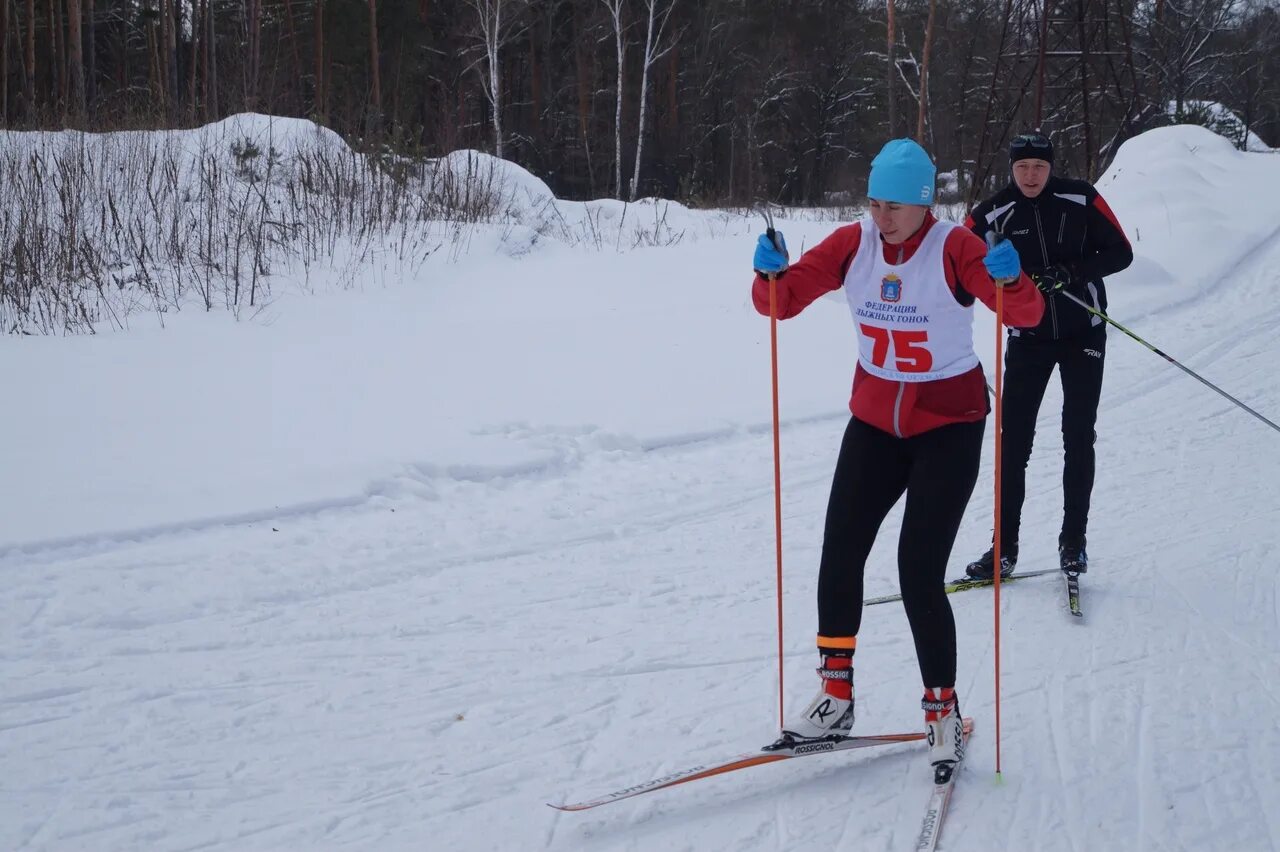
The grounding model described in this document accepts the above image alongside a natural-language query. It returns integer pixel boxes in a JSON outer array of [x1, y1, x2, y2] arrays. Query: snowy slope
[[4, 125, 1280, 851]]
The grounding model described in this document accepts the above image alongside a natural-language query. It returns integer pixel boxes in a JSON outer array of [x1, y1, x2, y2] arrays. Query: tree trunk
[[915, 0, 936, 143], [488, 5, 502, 158], [158, 0, 169, 114], [86, 0, 96, 118], [467, 0, 505, 159], [188, 0, 201, 123], [22, 0, 32, 112], [613, 21, 622, 197], [1076, 0, 1094, 178], [1035, 0, 1049, 126], [369, 0, 382, 134], [665, 44, 678, 134], [528, 19, 541, 126], [630, 4, 654, 200], [631, 0, 675, 201], [1, 0, 9, 124], [314, 0, 326, 121], [281, 0, 304, 111], [167, 0, 180, 122], [886, 0, 896, 136], [602, 0, 625, 198], [50, 0, 64, 112], [205, 0, 218, 119], [148, 15, 161, 113], [67, 0, 84, 120], [574, 2, 595, 193], [246, 0, 261, 111]]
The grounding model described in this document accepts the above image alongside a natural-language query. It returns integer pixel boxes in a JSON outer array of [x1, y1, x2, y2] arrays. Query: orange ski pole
[[986, 231, 1014, 777], [765, 215, 786, 730]]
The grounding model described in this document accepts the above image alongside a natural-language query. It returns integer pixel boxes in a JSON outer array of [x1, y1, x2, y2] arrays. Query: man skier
[[749, 138, 1043, 777], [963, 131, 1133, 579]]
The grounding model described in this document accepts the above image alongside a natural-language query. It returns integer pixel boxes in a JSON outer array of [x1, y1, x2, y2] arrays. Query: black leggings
[[817, 416, 985, 688]]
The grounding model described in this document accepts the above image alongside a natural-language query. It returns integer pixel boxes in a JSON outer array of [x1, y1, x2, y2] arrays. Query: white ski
[[914, 725, 972, 851]]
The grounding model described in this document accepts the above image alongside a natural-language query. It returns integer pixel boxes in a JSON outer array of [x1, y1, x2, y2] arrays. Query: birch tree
[[465, 0, 523, 159], [600, 0, 627, 198], [628, 0, 678, 200]]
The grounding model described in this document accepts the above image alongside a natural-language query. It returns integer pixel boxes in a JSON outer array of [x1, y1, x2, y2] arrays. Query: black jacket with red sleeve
[[965, 175, 1133, 340]]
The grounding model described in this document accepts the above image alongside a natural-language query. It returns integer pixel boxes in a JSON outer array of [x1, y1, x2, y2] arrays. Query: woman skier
[[750, 138, 1044, 778]]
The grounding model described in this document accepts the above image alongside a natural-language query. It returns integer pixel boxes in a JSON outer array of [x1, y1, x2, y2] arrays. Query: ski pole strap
[[1060, 291, 1280, 436]]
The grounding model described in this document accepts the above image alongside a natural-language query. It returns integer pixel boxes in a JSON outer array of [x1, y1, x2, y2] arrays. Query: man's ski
[[866, 568, 1058, 607], [549, 720, 973, 812], [914, 727, 971, 851], [1066, 571, 1083, 617]]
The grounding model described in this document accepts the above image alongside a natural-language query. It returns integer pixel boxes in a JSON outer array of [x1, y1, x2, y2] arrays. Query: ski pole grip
[[985, 230, 1019, 287]]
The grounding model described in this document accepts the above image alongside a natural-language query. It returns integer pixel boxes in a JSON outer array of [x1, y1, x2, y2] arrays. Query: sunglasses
[[1013, 133, 1051, 147]]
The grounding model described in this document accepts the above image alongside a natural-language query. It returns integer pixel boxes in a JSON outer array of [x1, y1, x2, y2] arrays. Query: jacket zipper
[[1033, 205, 1059, 338], [892, 243, 907, 437], [893, 381, 906, 438]]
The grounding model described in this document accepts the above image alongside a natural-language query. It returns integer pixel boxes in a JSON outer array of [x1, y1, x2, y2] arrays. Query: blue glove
[[983, 238, 1021, 282], [753, 232, 789, 275]]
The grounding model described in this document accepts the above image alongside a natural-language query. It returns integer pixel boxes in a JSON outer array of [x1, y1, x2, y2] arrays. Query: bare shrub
[[0, 128, 512, 335]]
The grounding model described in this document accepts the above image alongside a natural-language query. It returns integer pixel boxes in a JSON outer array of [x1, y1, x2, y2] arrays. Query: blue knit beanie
[[868, 138, 936, 205]]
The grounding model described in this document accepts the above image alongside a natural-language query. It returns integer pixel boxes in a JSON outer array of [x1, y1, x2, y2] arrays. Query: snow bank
[[0, 112, 352, 189], [1097, 124, 1280, 307], [4, 122, 1277, 550], [426, 148, 748, 253]]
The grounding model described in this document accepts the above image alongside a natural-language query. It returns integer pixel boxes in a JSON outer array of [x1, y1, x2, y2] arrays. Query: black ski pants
[[1000, 327, 1106, 548], [817, 416, 985, 688]]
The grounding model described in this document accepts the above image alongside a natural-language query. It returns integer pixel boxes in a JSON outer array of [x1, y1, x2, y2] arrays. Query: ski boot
[[965, 543, 1018, 580], [923, 687, 965, 783], [765, 652, 854, 750], [1059, 534, 1088, 574]]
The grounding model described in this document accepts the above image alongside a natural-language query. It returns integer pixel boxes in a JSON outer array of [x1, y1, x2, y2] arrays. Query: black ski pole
[[1059, 291, 1280, 435]]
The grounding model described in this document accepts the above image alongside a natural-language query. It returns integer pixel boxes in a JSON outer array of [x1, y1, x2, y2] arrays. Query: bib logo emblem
[[880, 274, 902, 303]]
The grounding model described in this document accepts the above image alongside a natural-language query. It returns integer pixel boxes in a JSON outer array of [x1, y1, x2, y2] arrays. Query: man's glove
[[1030, 264, 1074, 294], [753, 232, 789, 275], [983, 238, 1021, 284]]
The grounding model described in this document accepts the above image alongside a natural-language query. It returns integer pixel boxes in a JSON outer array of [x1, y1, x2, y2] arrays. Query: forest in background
[[3, 0, 1278, 204]]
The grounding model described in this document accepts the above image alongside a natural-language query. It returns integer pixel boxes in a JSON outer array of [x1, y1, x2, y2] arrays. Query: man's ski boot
[[765, 652, 854, 750], [923, 687, 965, 783], [1059, 534, 1088, 574], [965, 543, 1018, 580]]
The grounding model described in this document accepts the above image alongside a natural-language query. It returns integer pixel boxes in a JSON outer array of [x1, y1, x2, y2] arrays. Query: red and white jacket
[[751, 213, 1044, 438]]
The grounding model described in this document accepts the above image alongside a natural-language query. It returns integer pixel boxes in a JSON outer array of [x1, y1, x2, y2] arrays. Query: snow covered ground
[[4, 124, 1280, 850]]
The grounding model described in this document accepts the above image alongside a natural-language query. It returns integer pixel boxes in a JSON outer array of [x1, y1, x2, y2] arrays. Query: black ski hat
[[1009, 131, 1054, 165]]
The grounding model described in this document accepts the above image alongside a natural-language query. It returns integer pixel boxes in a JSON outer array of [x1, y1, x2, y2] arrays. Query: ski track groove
[[543, 696, 618, 849], [1164, 578, 1280, 708], [1136, 671, 1152, 851], [1044, 669, 1082, 852], [10, 215, 1280, 851]]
